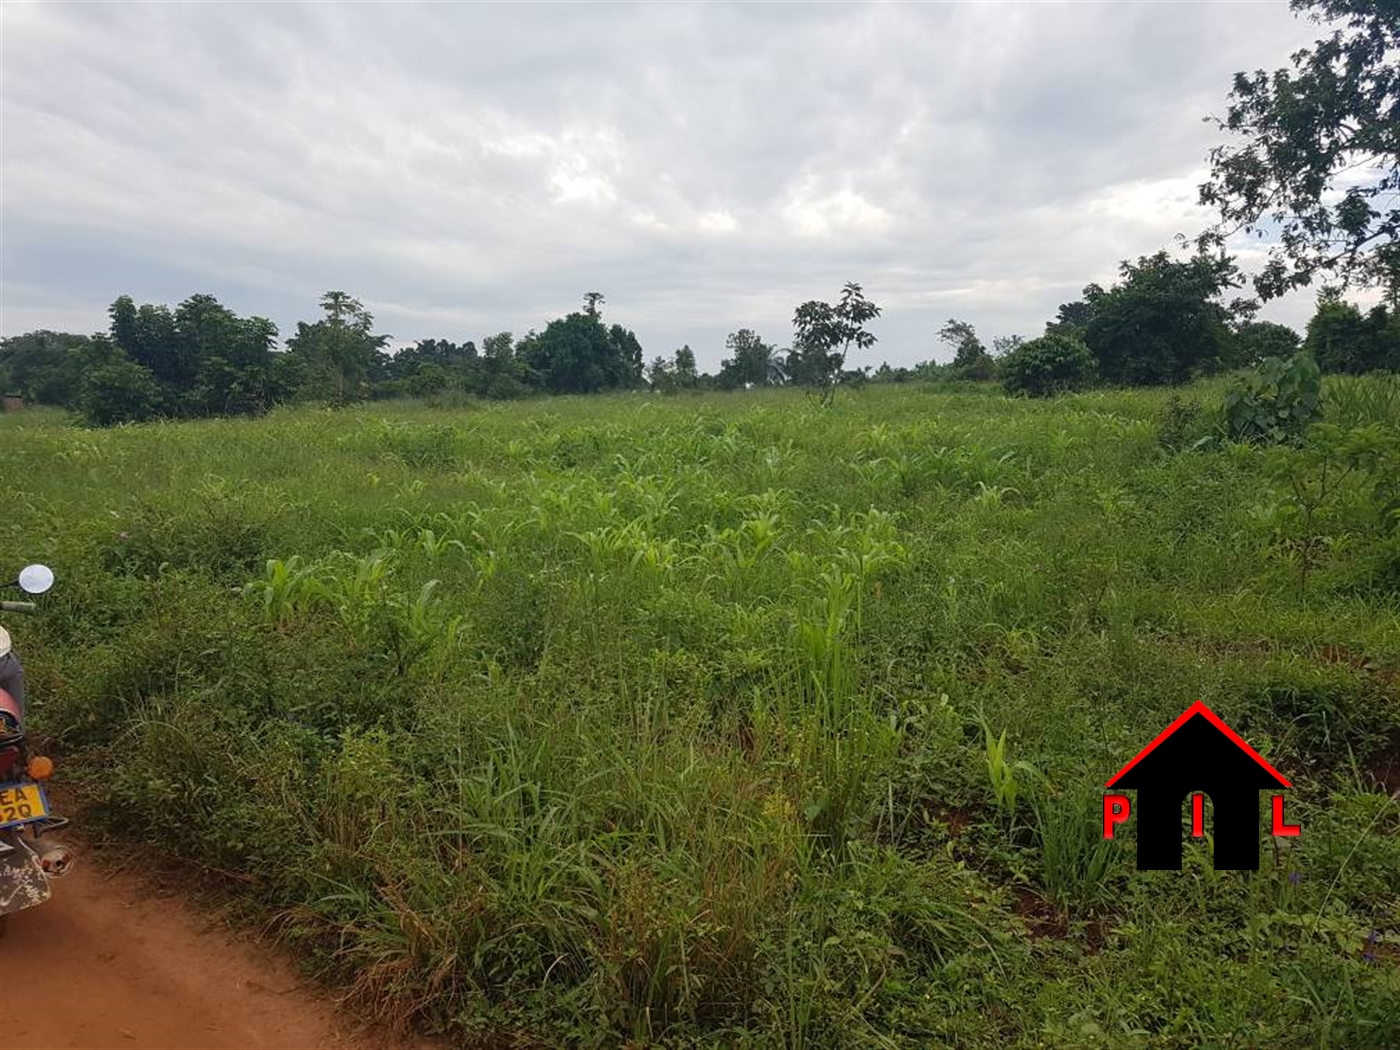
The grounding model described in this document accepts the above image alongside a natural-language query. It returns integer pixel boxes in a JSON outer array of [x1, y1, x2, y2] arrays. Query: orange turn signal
[[27, 755, 54, 780]]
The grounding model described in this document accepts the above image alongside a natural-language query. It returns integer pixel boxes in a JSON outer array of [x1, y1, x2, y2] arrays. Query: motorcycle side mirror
[[17, 564, 55, 595]]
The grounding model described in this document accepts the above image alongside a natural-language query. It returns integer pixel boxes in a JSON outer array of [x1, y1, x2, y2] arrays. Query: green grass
[[3, 379, 1399, 1047]]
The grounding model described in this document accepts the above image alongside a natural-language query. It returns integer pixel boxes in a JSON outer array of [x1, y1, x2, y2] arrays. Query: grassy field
[[4, 380, 1399, 1047]]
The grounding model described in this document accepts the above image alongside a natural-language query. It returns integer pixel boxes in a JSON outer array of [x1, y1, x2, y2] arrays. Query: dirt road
[[0, 851, 440, 1050]]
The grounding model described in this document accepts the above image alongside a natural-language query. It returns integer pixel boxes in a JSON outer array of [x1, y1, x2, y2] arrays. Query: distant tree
[[608, 323, 645, 387], [1081, 251, 1244, 385], [940, 318, 996, 380], [1046, 294, 1102, 339], [402, 362, 450, 398], [1232, 320, 1302, 367], [517, 306, 643, 395], [1199, 0, 1399, 301], [0, 330, 91, 406], [284, 292, 389, 404], [791, 282, 881, 404], [673, 344, 699, 388], [80, 358, 163, 426], [583, 292, 606, 319], [1000, 334, 1097, 398], [647, 355, 674, 391], [109, 295, 139, 357], [109, 296, 190, 390], [168, 295, 281, 415], [465, 332, 529, 399], [992, 335, 1024, 358], [194, 314, 280, 415], [381, 338, 481, 399], [98, 293, 283, 417], [872, 361, 913, 383], [718, 329, 778, 389], [1304, 290, 1400, 372]]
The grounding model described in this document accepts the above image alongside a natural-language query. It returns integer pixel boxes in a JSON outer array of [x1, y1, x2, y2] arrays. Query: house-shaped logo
[[1103, 701, 1299, 870]]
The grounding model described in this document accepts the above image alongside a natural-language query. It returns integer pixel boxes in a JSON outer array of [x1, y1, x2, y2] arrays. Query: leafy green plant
[[1326, 373, 1400, 429], [1000, 333, 1096, 398], [1032, 790, 1123, 915], [1223, 351, 1322, 444], [981, 721, 1037, 824], [1263, 422, 1400, 594], [1156, 394, 1207, 451]]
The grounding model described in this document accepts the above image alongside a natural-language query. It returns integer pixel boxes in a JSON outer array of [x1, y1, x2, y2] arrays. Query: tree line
[[0, 282, 884, 425], [2, 259, 1395, 425], [3, 0, 1395, 420]]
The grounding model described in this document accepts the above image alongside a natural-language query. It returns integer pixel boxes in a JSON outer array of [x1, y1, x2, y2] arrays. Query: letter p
[[1103, 794, 1131, 838]]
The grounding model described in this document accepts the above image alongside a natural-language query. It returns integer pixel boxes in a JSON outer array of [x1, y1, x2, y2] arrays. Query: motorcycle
[[0, 563, 73, 934]]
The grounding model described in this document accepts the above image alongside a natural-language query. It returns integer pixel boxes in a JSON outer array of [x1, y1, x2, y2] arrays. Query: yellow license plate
[[0, 783, 48, 829]]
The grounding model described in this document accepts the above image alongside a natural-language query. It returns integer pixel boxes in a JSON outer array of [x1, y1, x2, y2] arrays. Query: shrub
[[1000, 334, 1096, 397], [1156, 395, 1206, 451], [80, 359, 163, 426], [1223, 351, 1322, 444]]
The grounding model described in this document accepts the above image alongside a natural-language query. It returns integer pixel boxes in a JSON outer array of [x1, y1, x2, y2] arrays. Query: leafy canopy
[[284, 292, 389, 405], [1000, 333, 1097, 398], [1080, 251, 1244, 385], [1199, 0, 1399, 300], [516, 296, 644, 394], [791, 282, 881, 404], [718, 329, 781, 389]]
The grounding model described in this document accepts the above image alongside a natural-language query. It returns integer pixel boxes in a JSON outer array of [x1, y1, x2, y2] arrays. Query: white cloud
[[0, 1, 1332, 366]]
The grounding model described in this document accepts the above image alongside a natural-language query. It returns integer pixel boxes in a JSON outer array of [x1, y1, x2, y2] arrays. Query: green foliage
[[517, 308, 644, 394], [1306, 294, 1400, 374], [79, 358, 164, 426], [1031, 790, 1123, 915], [1326, 372, 1400, 428], [1199, 0, 1400, 299], [0, 330, 91, 405], [1233, 320, 1302, 366], [791, 282, 881, 404], [1080, 251, 1244, 385], [1261, 421, 1400, 594], [718, 328, 781, 389], [8, 383, 1400, 1046], [999, 333, 1096, 397], [284, 291, 389, 405], [1223, 351, 1323, 444], [940, 318, 997, 380], [1156, 394, 1208, 451], [673, 344, 699, 388], [982, 722, 1035, 823]]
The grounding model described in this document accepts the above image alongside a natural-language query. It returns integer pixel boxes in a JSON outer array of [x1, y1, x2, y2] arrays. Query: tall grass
[[6, 381, 1400, 1046]]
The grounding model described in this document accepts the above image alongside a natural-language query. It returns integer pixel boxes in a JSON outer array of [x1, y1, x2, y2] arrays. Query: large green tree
[[1304, 290, 1400, 372], [1232, 320, 1302, 366], [1199, 0, 1399, 300], [718, 329, 779, 389], [673, 345, 699, 388], [939, 318, 995, 380], [0, 330, 91, 405], [284, 292, 389, 404], [1079, 252, 1244, 385], [517, 301, 643, 395], [109, 295, 190, 389]]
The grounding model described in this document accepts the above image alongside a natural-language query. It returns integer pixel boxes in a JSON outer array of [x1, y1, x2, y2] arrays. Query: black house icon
[[1106, 701, 1290, 870]]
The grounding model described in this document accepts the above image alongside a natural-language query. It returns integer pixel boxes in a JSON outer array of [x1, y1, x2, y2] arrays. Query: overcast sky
[[2, 1, 1329, 368]]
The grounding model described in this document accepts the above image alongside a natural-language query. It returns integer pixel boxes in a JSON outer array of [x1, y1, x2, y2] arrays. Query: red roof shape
[[1105, 700, 1290, 789]]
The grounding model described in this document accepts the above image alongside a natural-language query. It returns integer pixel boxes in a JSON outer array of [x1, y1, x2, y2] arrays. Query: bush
[[1000, 334, 1096, 397], [79, 359, 164, 426], [1223, 351, 1322, 444], [1156, 395, 1206, 451]]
